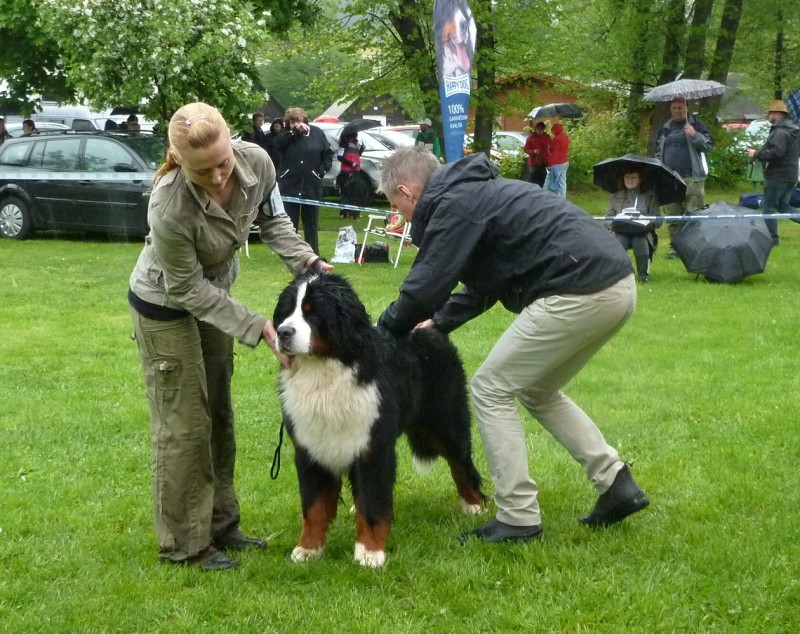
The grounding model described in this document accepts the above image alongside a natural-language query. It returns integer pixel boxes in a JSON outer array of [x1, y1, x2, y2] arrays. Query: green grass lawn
[[1, 188, 798, 632]]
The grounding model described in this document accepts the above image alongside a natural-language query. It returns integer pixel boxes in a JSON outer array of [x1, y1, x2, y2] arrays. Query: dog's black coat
[[273, 273, 484, 565]]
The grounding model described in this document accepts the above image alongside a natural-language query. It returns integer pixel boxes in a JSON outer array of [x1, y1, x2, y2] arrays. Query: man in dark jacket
[[377, 147, 649, 543], [747, 100, 800, 245], [275, 107, 334, 255], [655, 96, 714, 257]]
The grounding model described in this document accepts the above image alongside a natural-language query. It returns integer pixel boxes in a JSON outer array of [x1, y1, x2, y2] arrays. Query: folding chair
[[358, 214, 413, 269]]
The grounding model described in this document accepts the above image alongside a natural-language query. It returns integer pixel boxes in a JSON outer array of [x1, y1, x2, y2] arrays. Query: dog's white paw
[[460, 499, 484, 515], [291, 545, 323, 562], [354, 542, 386, 568]]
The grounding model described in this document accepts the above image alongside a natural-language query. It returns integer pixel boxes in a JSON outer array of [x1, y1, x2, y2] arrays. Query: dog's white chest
[[281, 358, 381, 474]]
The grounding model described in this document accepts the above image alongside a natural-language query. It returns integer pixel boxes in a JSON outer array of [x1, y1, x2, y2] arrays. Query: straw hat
[[767, 100, 789, 114]]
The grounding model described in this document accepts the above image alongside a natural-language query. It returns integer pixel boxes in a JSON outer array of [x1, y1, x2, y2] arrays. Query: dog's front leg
[[292, 448, 341, 562]]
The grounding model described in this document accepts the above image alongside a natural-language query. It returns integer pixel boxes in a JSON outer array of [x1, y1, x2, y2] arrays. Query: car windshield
[[118, 135, 166, 169]]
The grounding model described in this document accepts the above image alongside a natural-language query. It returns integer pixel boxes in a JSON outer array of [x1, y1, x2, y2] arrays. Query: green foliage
[[1, 209, 800, 631], [563, 111, 640, 189], [706, 127, 757, 190]]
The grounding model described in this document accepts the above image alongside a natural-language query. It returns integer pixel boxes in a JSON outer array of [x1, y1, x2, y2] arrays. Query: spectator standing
[[0, 117, 10, 145], [377, 147, 649, 543], [264, 118, 284, 168], [747, 100, 800, 245], [523, 121, 550, 187], [543, 123, 569, 197], [276, 107, 334, 256], [415, 118, 443, 160], [655, 96, 714, 257], [242, 113, 269, 152], [335, 132, 369, 219], [128, 102, 331, 571], [22, 119, 37, 136]]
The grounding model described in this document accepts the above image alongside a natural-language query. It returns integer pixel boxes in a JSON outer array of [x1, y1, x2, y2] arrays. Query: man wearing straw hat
[[747, 100, 800, 246]]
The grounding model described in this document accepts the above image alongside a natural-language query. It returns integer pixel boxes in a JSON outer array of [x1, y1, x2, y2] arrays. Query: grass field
[[1, 191, 799, 633]]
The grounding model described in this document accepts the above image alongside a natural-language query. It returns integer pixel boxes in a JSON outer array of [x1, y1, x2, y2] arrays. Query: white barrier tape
[[0, 170, 153, 181], [281, 196, 391, 215], [595, 213, 800, 222]]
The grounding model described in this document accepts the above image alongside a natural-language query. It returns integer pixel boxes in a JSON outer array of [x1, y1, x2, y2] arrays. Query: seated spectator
[[606, 167, 663, 284]]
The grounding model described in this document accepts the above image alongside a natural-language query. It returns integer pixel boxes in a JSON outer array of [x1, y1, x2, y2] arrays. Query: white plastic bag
[[331, 225, 358, 263]]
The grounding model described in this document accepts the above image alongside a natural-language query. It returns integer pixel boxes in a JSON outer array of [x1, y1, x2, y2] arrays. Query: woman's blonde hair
[[155, 102, 229, 183]]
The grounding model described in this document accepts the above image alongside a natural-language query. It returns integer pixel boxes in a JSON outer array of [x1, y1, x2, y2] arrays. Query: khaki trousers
[[470, 274, 637, 526], [130, 308, 240, 561], [666, 178, 705, 243]]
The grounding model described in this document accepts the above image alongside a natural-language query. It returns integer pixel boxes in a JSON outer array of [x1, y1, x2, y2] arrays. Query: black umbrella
[[526, 103, 583, 120], [593, 154, 687, 206], [340, 119, 381, 138], [672, 202, 773, 283]]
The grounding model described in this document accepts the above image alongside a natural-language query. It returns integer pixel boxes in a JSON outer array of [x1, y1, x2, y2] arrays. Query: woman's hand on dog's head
[[262, 319, 291, 368]]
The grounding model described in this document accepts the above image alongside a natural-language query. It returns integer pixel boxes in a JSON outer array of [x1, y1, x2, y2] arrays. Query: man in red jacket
[[543, 123, 570, 197], [523, 122, 550, 188]]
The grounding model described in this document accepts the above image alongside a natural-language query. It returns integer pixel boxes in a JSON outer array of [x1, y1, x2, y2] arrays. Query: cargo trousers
[[130, 308, 241, 562]]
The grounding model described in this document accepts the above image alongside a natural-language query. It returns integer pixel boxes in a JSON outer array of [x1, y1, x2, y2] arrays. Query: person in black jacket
[[747, 100, 800, 245], [275, 107, 334, 255], [377, 147, 649, 543]]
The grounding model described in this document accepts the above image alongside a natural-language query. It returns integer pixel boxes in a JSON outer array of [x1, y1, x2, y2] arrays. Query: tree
[[0, 0, 74, 111], [35, 0, 276, 127]]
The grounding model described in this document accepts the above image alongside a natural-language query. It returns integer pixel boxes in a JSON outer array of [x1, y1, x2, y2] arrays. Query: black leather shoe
[[580, 464, 649, 528], [459, 518, 543, 544], [214, 533, 267, 552], [165, 548, 238, 571], [639, 274, 650, 284], [199, 552, 239, 571]]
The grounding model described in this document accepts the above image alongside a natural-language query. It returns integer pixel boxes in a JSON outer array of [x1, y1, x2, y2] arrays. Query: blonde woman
[[128, 102, 331, 571]]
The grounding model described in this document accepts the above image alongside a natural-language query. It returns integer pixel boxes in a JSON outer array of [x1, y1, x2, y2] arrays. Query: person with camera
[[275, 107, 334, 256]]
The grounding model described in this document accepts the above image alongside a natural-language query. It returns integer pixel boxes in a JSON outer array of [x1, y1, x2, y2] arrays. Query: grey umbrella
[[526, 103, 583, 119], [593, 154, 687, 205], [642, 79, 727, 102], [672, 202, 773, 283]]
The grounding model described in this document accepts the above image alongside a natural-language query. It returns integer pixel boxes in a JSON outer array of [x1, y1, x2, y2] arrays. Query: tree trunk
[[702, 0, 745, 122], [683, 0, 714, 78], [647, 0, 686, 154], [774, 13, 784, 100], [471, 0, 496, 157]]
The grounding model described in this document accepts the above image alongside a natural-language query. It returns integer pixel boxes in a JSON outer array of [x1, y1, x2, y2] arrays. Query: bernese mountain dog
[[273, 273, 486, 568]]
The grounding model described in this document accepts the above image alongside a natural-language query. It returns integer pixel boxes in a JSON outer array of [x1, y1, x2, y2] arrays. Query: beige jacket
[[129, 140, 318, 347]]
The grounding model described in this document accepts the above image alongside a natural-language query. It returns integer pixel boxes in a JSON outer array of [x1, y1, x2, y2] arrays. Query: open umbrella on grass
[[672, 202, 773, 283]]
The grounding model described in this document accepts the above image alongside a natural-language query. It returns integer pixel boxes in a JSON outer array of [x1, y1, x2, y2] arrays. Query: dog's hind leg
[[445, 457, 486, 515]]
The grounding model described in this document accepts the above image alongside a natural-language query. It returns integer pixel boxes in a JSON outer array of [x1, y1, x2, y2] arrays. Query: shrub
[[562, 111, 640, 189]]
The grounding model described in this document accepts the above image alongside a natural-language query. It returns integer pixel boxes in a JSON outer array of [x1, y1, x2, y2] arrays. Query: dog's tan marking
[[354, 511, 391, 568], [294, 490, 339, 560]]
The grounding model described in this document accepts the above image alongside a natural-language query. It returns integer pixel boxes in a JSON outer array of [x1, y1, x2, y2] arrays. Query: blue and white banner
[[433, 0, 476, 163]]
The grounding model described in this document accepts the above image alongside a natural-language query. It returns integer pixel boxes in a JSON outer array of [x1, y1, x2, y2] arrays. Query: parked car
[[6, 122, 71, 137], [314, 122, 394, 199], [369, 127, 417, 150], [0, 130, 166, 240], [379, 124, 420, 141]]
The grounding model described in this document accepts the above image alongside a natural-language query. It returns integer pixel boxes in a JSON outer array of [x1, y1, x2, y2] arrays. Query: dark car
[[0, 130, 165, 240]]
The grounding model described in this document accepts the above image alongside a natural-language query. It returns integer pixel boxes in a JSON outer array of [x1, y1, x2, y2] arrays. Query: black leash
[[270, 419, 285, 480]]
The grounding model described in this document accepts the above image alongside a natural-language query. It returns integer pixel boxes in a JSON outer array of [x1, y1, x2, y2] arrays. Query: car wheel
[[0, 196, 33, 240]]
